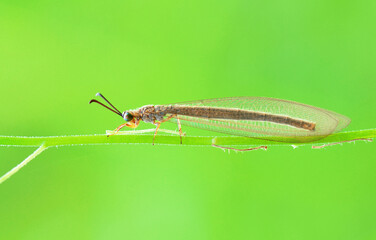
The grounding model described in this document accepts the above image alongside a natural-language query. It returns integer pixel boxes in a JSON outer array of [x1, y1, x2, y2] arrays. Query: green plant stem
[[0, 129, 375, 147], [0, 129, 374, 184], [0, 144, 47, 184]]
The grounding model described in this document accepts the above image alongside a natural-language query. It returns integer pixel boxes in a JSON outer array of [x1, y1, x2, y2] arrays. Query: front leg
[[108, 119, 140, 137], [108, 123, 128, 137]]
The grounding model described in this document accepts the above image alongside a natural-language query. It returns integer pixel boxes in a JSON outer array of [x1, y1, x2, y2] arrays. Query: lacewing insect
[[89, 93, 351, 145]]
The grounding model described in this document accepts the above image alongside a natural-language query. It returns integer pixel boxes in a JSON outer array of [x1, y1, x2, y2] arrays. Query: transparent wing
[[165, 97, 351, 143]]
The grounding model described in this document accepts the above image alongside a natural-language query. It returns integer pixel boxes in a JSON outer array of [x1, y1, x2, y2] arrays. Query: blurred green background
[[0, 0, 375, 239]]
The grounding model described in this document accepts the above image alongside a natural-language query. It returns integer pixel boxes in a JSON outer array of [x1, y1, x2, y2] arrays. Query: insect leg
[[153, 122, 161, 145], [212, 144, 268, 152], [312, 138, 373, 149], [152, 115, 181, 145], [107, 123, 128, 136], [161, 114, 176, 122], [161, 114, 183, 144], [176, 116, 183, 144]]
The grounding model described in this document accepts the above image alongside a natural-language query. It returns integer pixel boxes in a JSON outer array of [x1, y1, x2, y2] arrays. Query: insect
[[89, 93, 351, 146]]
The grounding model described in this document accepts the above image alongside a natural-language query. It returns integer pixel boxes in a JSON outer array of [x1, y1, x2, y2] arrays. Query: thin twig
[[0, 144, 47, 184], [0, 129, 374, 184], [0, 129, 374, 148]]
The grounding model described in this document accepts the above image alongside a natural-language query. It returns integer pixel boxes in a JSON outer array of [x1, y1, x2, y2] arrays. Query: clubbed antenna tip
[[89, 93, 123, 117]]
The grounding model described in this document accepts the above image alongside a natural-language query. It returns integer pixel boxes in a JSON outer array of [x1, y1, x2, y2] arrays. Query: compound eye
[[124, 112, 134, 122]]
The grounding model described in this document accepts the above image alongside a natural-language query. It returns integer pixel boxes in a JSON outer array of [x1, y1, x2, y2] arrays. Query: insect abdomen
[[166, 105, 316, 131]]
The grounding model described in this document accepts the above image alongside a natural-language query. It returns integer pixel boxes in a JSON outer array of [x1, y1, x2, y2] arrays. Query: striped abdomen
[[164, 105, 316, 131]]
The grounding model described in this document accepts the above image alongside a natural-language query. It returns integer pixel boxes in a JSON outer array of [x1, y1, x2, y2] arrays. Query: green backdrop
[[0, 0, 375, 239]]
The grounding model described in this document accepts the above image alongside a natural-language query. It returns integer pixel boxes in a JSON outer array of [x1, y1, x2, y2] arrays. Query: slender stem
[[0, 129, 375, 147], [0, 144, 47, 184], [0, 129, 374, 184]]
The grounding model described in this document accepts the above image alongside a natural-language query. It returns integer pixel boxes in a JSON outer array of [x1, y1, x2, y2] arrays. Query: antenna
[[96, 93, 122, 115], [89, 93, 122, 117]]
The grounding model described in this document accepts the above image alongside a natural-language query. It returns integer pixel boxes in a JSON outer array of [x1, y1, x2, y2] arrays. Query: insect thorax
[[138, 105, 170, 123]]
